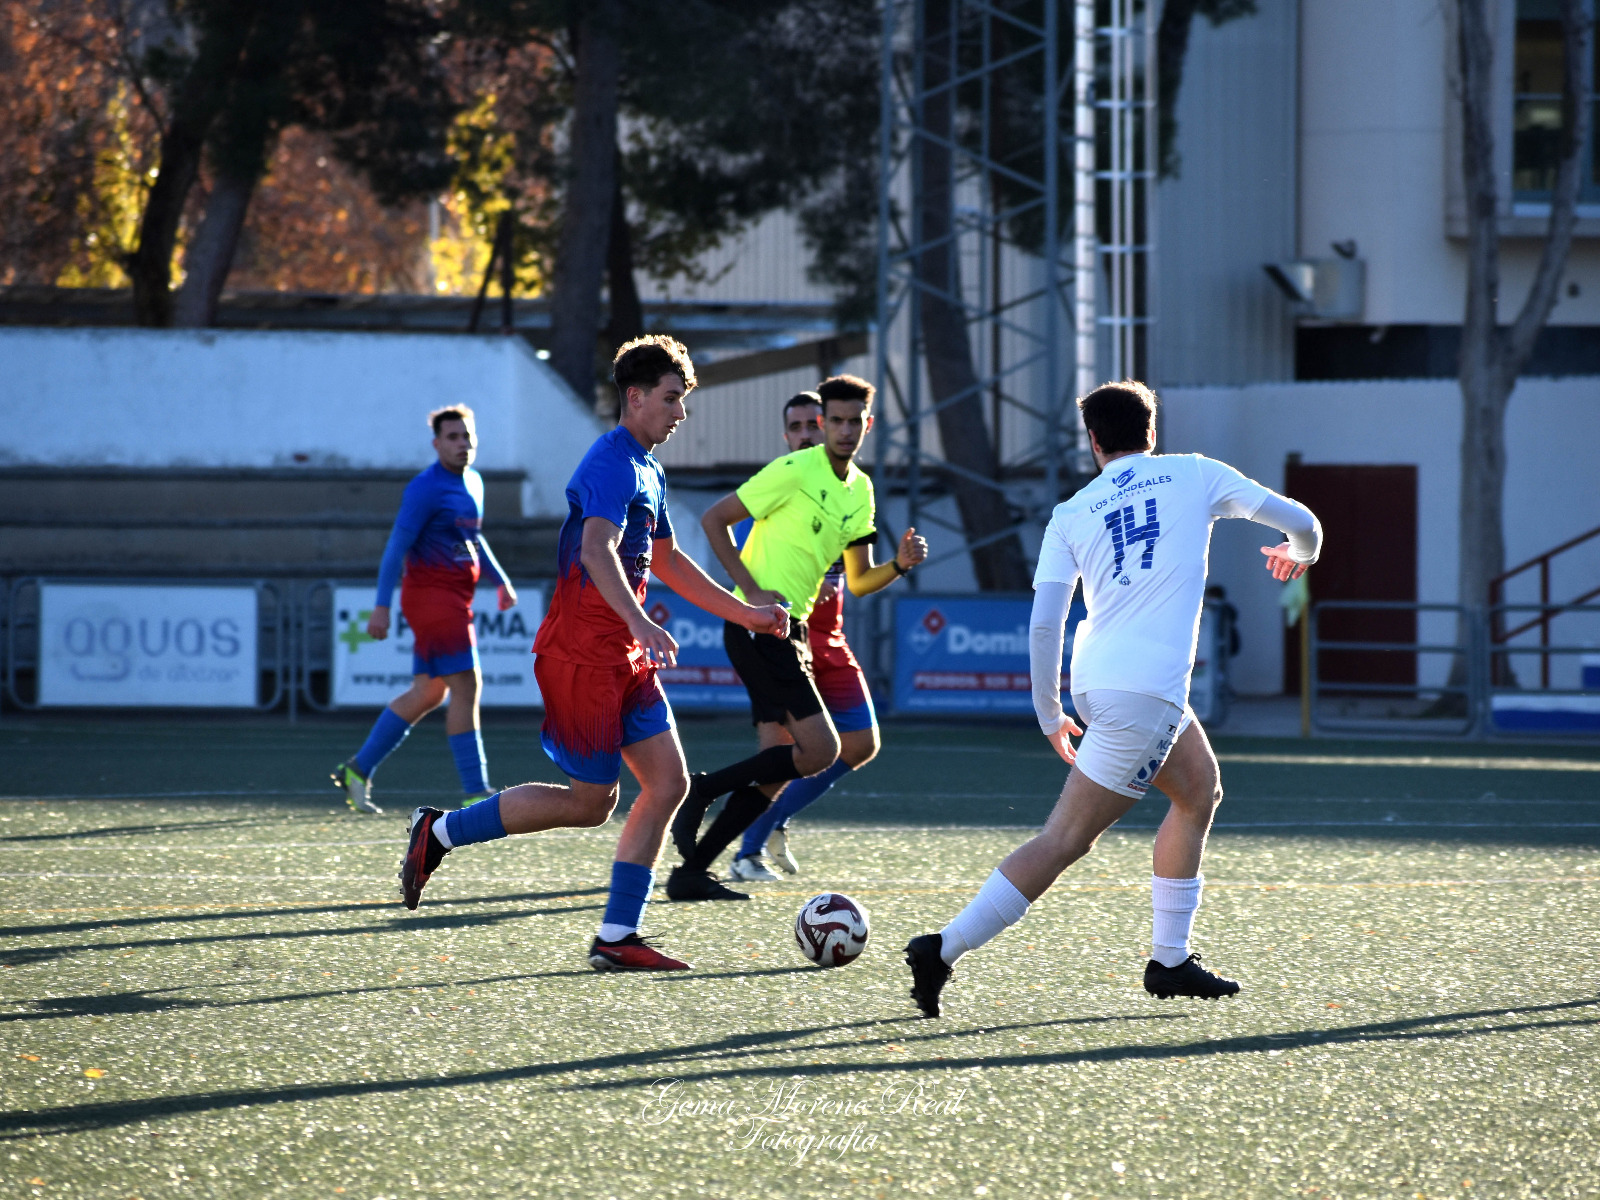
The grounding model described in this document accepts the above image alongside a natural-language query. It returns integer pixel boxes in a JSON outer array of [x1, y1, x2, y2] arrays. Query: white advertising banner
[[38, 584, 260, 707], [330, 585, 544, 707]]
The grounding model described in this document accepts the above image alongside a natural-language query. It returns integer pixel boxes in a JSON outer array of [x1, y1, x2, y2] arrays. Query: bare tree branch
[[1507, 0, 1594, 372]]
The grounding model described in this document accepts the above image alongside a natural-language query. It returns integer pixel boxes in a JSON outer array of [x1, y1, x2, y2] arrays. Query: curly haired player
[[397, 336, 788, 971]]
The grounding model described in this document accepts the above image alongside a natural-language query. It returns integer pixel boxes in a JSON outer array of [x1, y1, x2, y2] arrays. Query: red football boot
[[587, 933, 690, 971], [398, 807, 449, 910]]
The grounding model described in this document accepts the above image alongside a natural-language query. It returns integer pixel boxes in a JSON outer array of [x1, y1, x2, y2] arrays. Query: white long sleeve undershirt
[[1029, 580, 1074, 735], [1250, 492, 1323, 565]]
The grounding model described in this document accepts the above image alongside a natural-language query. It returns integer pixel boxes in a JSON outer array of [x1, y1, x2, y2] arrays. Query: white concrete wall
[[1163, 376, 1600, 694], [1299, 0, 1600, 326], [0, 328, 603, 518]]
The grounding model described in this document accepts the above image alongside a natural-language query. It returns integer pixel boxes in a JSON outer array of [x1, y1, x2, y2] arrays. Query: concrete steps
[[0, 468, 559, 580]]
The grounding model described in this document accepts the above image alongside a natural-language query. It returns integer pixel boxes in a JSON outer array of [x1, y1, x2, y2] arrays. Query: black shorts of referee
[[722, 618, 825, 726]]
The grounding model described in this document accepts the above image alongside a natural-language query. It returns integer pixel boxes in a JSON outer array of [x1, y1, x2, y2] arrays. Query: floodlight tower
[[874, 0, 1155, 589]]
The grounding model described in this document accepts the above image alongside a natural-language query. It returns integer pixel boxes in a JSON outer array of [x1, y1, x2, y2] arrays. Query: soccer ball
[[793, 892, 870, 967]]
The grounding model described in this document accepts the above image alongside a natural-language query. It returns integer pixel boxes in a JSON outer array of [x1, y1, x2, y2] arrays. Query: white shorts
[[1069, 689, 1195, 799]]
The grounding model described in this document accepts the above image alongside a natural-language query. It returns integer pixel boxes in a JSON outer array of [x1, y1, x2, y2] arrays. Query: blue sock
[[448, 729, 489, 794], [353, 708, 412, 779], [739, 758, 851, 858], [442, 791, 506, 847], [597, 861, 654, 940]]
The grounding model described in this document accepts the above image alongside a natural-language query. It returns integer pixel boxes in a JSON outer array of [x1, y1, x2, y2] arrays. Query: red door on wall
[[1282, 461, 1418, 693]]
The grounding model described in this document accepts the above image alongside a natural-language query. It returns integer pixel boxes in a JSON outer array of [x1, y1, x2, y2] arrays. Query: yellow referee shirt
[[734, 444, 876, 622]]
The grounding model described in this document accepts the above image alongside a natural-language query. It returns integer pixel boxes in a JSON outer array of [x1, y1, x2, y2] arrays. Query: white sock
[[1151, 874, 1203, 967], [596, 923, 635, 943], [431, 819, 453, 850], [939, 869, 1030, 966]]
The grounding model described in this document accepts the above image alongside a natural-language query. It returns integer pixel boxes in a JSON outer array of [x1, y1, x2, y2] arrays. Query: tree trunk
[[914, 0, 1031, 591], [128, 11, 256, 327], [603, 171, 645, 354], [172, 171, 256, 327], [1452, 0, 1591, 697], [547, 0, 623, 404]]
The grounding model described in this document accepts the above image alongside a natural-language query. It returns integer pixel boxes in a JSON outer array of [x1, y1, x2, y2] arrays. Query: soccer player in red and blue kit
[[331, 406, 516, 814], [396, 336, 788, 971]]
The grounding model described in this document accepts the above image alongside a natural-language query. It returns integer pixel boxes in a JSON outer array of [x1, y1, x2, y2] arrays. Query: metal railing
[[1310, 600, 1483, 736], [1489, 524, 1600, 688], [1487, 602, 1600, 734], [1310, 599, 1600, 738]]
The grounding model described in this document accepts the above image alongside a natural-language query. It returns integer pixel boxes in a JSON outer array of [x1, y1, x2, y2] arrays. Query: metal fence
[[1310, 599, 1600, 738], [3, 579, 1595, 739]]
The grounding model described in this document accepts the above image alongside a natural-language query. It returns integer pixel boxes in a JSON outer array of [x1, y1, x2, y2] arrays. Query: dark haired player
[[396, 336, 788, 971], [903, 380, 1322, 1016], [726, 391, 884, 882], [667, 374, 927, 901], [331, 405, 515, 813]]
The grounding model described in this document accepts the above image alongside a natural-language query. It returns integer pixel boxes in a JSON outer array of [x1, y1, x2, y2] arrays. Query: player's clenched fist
[[744, 602, 790, 639], [897, 526, 928, 571]]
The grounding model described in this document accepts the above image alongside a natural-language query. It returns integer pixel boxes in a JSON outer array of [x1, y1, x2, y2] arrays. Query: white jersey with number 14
[[1033, 451, 1282, 709]]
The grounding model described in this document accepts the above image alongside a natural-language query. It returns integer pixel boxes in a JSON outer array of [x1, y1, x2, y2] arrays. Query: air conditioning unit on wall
[[1264, 246, 1365, 320]]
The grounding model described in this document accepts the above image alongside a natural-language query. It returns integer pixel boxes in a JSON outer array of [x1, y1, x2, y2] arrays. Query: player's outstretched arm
[[842, 527, 928, 597], [1250, 492, 1322, 581], [1197, 457, 1322, 582], [700, 492, 785, 607], [652, 539, 788, 637], [578, 516, 680, 666], [1029, 581, 1082, 764]]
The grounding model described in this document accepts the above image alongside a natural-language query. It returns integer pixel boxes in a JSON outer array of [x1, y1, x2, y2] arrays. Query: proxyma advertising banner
[[38, 583, 259, 707], [642, 586, 749, 711], [892, 595, 1079, 716], [331, 586, 544, 707]]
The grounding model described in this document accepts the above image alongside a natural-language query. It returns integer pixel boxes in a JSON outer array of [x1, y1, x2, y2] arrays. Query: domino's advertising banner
[[893, 595, 1078, 716], [38, 583, 258, 707], [331, 585, 544, 707], [643, 585, 749, 711]]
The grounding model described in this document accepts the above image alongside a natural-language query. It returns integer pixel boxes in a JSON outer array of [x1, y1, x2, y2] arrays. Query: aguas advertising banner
[[330, 585, 544, 707], [642, 585, 749, 711], [38, 583, 259, 707], [892, 595, 1078, 716]]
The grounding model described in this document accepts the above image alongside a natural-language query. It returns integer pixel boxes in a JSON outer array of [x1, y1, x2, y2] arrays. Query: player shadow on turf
[[0, 887, 609, 942], [0, 970, 596, 1023], [0, 899, 609, 967], [0, 814, 294, 843], [589, 995, 1600, 1088], [4, 998, 1597, 1139]]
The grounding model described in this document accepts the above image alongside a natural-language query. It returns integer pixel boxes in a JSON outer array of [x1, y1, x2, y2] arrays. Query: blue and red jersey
[[533, 426, 673, 667], [375, 462, 507, 607]]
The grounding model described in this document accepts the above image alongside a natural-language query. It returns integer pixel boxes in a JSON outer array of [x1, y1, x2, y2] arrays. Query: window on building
[[1513, 0, 1598, 206]]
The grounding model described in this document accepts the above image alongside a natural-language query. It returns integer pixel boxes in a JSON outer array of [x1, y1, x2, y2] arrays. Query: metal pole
[[1073, 0, 1097, 462], [874, 0, 898, 692], [1043, 0, 1060, 510], [1300, 597, 1312, 738]]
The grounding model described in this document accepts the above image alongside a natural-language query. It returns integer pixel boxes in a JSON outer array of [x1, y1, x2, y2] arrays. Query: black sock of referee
[[692, 744, 802, 800], [684, 786, 771, 873]]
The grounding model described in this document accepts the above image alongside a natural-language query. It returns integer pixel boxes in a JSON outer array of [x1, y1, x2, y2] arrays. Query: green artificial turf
[[1, 716, 1597, 1199]]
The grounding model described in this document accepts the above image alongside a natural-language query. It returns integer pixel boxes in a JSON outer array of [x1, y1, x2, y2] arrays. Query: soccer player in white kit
[[903, 381, 1322, 1016]]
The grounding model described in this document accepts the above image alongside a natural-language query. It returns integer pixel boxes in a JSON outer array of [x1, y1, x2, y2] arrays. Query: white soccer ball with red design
[[793, 892, 870, 967]]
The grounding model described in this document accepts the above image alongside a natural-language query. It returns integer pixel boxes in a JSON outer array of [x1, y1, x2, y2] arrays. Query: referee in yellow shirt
[[666, 375, 928, 901]]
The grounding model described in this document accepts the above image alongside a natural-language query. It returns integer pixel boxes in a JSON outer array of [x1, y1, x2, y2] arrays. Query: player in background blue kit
[[331, 406, 517, 813]]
